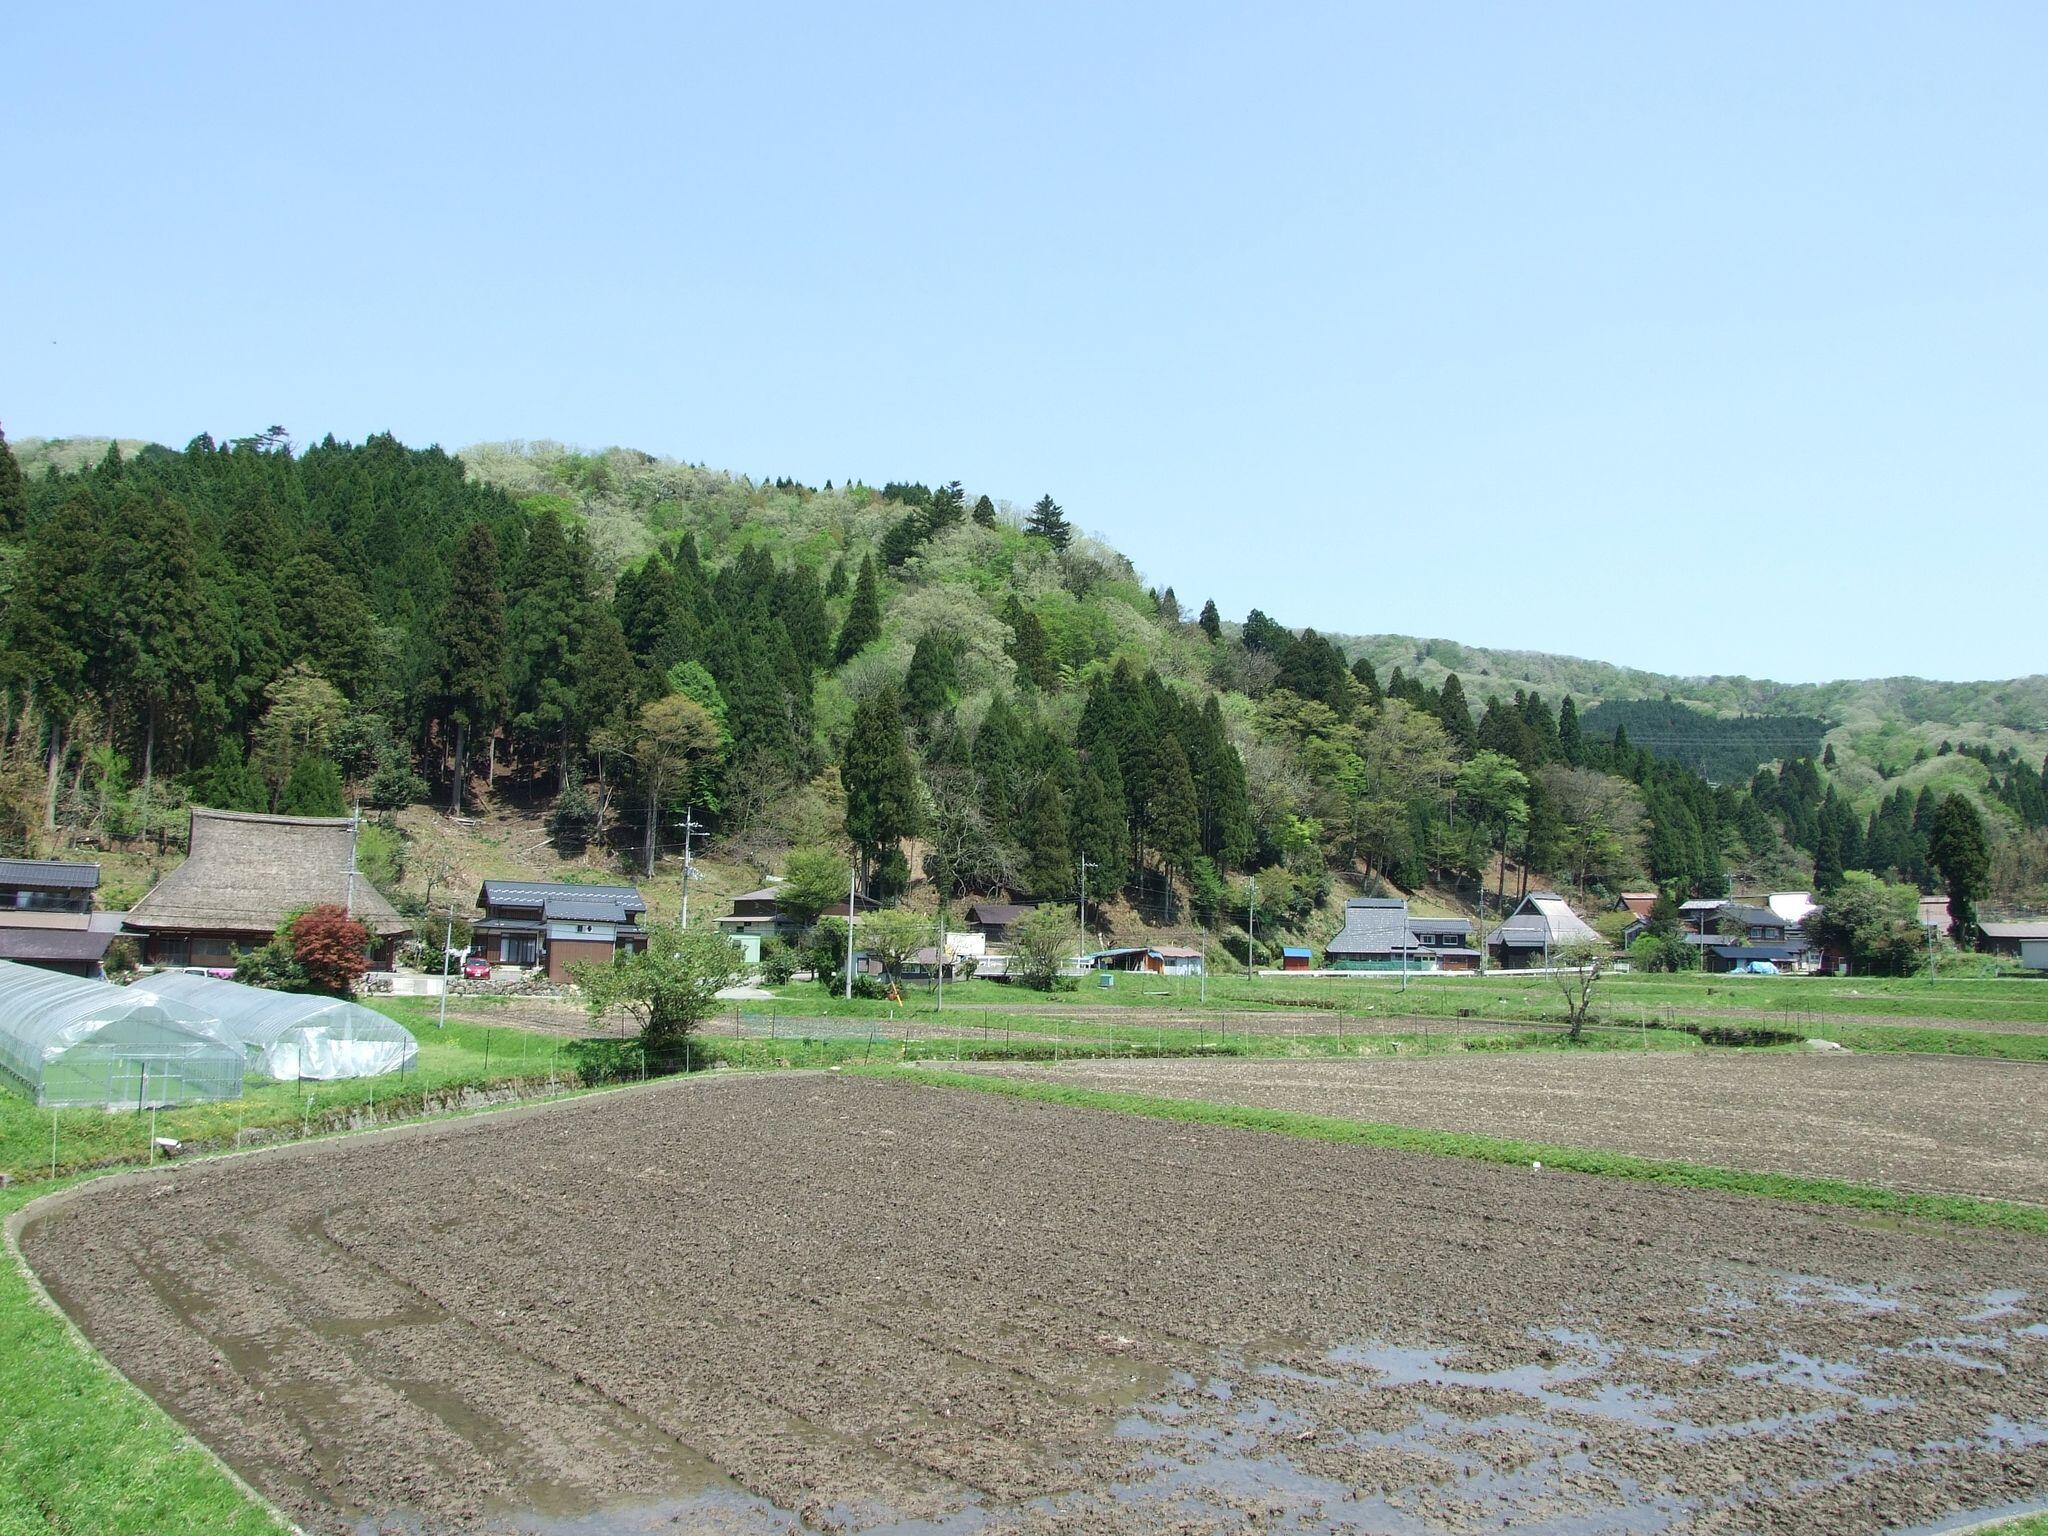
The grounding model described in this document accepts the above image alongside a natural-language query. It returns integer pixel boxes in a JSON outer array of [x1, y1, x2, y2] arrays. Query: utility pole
[[347, 800, 360, 919], [1246, 876, 1257, 981], [845, 860, 858, 1002], [676, 807, 703, 929], [1077, 855, 1097, 943], [437, 903, 454, 1030]]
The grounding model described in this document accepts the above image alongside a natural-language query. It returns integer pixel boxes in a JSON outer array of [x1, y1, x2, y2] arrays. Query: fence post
[[50, 1106, 57, 1181]]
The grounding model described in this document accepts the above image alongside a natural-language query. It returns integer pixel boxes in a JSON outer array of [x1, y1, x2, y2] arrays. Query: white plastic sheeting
[[0, 958, 244, 1107], [146, 972, 419, 1081]]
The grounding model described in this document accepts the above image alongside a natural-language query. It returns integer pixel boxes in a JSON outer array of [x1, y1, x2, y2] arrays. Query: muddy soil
[[19, 1073, 2048, 1535], [963, 1053, 2048, 1206]]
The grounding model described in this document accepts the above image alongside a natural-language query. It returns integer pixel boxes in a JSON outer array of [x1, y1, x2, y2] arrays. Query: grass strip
[[867, 1065, 2048, 1235], [1, 1182, 287, 1536]]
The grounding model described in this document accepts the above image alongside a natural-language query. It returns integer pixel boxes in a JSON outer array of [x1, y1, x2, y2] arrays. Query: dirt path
[[20, 1074, 2048, 1535], [960, 1052, 2048, 1205]]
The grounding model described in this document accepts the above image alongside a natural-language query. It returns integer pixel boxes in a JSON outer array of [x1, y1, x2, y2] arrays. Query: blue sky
[[6, 2, 2043, 684]]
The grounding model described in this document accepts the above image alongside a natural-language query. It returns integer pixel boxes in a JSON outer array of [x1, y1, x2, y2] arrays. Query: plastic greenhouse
[[0, 959, 245, 1108], [145, 972, 420, 1081]]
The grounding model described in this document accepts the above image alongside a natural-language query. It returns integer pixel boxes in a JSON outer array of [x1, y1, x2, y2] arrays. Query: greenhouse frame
[[146, 971, 420, 1081], [0, 959, 245, 1108]]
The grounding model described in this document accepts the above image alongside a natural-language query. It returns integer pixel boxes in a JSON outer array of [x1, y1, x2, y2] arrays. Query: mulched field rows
[[960, 1051, 2048, 1205], [20, 1073, 2048, 1535]]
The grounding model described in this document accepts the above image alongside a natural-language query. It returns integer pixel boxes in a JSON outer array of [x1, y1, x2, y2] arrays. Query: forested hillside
[[1, 428, 2043, 952]]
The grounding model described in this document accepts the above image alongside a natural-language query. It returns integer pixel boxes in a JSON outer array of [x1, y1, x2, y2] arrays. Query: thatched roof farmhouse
[[125, 809, 409, 969]]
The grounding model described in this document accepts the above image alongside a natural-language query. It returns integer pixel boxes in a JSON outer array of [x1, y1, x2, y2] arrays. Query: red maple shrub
[[288, 903, 371, 996]]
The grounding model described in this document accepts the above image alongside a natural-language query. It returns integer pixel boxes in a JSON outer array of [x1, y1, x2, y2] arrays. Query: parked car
[[461, 958, 492, 980]]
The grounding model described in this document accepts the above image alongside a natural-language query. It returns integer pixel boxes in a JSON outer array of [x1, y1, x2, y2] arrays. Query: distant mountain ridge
[[1332, 631, 2048, 738]]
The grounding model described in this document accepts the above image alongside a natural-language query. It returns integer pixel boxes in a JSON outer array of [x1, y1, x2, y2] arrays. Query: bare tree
[[1550, 937, 1610, 1042]]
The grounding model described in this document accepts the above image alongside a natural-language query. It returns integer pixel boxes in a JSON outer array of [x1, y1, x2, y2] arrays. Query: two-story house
[[473, 880, 648, 983], [0, 858, 115, 976]]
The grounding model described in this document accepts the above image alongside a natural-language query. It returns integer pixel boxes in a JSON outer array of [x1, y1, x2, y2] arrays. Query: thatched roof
[[126, 809, 410, 938]]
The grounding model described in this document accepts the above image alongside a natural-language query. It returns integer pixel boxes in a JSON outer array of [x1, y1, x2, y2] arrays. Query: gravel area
[[18, 1072, 2048, 1535], [959, 1052, 2048, 1206]]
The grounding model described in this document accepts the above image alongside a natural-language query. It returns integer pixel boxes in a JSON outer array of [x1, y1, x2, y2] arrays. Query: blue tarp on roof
[[1282, 947, 1313, 958]]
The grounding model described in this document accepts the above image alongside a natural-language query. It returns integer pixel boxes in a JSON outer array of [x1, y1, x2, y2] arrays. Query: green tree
[[1024, 493, 1071, 550], [195, 740, 269, 813], [546, 779, 599, 853], [1019, 771, 1074, 900], [841, 685, 921, 896], [1557, 695, 1584, 766], [435, 523, 507, 816], [1927, 794, 1989, 943], [1809, 872, 1923, 976], [778, 847, 851, 927], [1456, 750, 1529, 916], [574, 922, 747, 1058], [631, 693, 725, 875], [0, 428, 26, 535], [1197, 599, 1222, 642], [902, 631, 959, 720], [834, 555, 883, 663], [279, 756, 346, 816], [505, 504, 593, 787], [971, 494, 997, 528], [1011, 906, 1078, 990], [859, 906, 930, 983]]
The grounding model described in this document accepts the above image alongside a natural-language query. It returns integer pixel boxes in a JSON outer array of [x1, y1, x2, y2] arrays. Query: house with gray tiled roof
[[474, 880, 647, 983], [1483, 892, 1603, 969], [1324, 900, 1480, 972]]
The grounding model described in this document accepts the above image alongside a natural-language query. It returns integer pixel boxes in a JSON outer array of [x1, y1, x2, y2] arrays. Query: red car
[[461, 958, 492, 981]]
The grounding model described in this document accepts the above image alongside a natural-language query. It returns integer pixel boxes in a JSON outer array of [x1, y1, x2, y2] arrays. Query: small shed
[[1280, 946, 1313, 971]]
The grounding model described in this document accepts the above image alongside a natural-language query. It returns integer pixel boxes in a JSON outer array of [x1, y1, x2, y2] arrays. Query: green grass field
[[2, 1181, 289, 1536], [754, 968, 2048, 1025]]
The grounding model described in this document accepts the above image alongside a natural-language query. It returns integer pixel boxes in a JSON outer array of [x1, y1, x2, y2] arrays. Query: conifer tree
[[841, 685, 921, 896], [1071, 757, 1129, 889], [1003, 595, 1057, 690], [1928, 794, 1989, 942], [833, 555, 882, 663], [1436, 673, 1477, 751], [0, 428, 25, 536], [505, 504, 592, 786], [1144, 733, 1201, 900], [823, 555, 849, 599], [902, 631, 959, 720], [776, 563, 833, 672], [972, 693, 1027, 842], [924, 481, 966, 536], [1024, 494, 1071, 550], [435, 523, 507, 815], [1813, 821, 1845, 894], [1350, 655, 1382, 706], [279, 755, 347, 817], [1557, 695, 1584, 766], [1198, 599, 1222, 642], [880, 514, 925, 568], [1020, 771, 1074, 900], [971, 494, 997, 527], [196, 740, 270, 813]]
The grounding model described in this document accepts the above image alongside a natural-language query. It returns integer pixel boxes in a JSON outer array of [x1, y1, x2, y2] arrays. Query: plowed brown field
[[18, 1072, 2048, 1535]]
